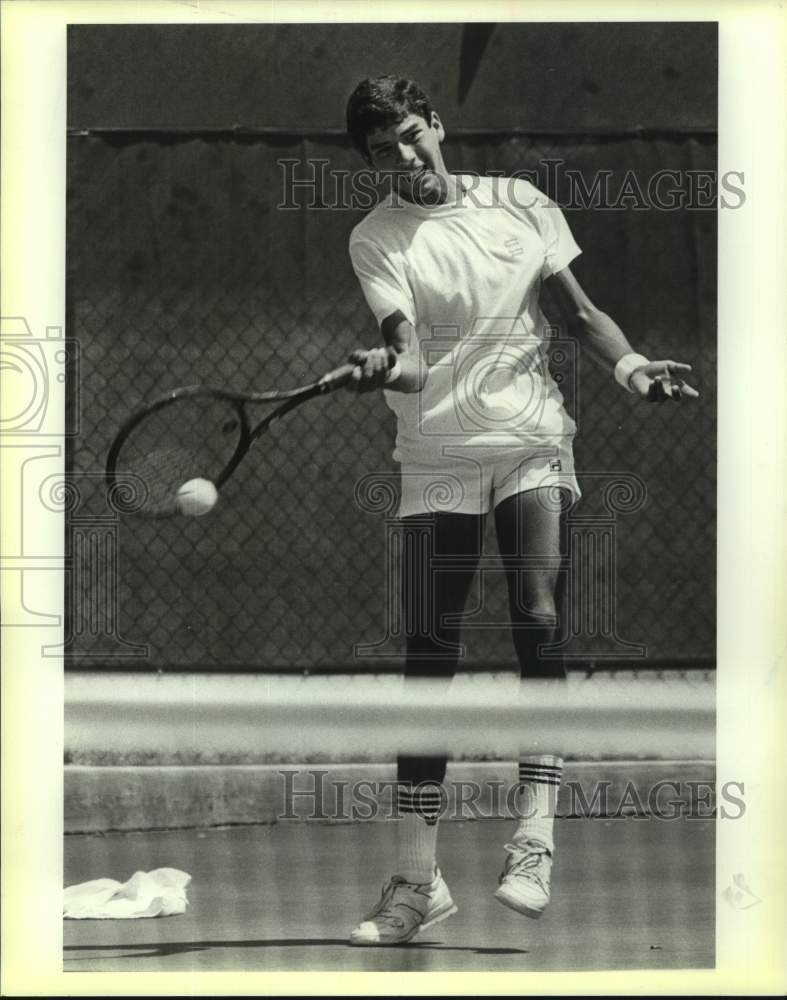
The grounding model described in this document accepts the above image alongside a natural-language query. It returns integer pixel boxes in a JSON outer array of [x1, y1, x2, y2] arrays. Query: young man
[[343, 76, 698, 947]]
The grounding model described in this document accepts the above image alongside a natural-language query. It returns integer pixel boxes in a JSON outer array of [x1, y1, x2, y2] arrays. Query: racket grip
[[319, 352, 400, 392], [317, 363, 358, 392]]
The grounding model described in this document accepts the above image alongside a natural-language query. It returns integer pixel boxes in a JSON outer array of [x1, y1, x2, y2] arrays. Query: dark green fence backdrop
[[65, 23, 717, 670]]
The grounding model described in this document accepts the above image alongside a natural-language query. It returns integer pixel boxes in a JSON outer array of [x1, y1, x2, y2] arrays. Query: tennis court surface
[[64, 816, 713, 972]]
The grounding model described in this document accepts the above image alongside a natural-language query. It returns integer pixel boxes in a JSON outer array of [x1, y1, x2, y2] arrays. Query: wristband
[[385, 357, 402, 385], [614, 352, 650, 392]]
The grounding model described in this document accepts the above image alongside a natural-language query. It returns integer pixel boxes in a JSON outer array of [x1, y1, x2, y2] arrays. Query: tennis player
[[343, 76, 698, 946]]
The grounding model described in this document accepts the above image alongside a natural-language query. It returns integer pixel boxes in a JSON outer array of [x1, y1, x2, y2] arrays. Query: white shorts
[[398, 442, 581, 518]]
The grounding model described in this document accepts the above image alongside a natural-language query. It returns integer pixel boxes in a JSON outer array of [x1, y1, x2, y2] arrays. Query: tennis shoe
[[348, 869, 457, 946], [493, 839, 553, 918]]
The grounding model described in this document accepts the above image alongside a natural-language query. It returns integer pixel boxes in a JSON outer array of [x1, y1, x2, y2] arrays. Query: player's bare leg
[[492, 487, 570, 917], [348, 513, 481, 945]]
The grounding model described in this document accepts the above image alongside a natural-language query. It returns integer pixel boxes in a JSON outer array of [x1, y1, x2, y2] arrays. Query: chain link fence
[[65, 131, 716, 671]]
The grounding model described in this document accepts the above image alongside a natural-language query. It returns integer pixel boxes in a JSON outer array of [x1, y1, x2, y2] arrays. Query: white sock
[[394, 784, 443, 883], [512, 754, 563, 853]]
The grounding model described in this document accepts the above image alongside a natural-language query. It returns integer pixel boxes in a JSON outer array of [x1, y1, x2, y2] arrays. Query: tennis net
[[65, 669, 714, 762]]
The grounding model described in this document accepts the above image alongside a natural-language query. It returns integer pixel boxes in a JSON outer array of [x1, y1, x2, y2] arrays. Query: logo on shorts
[[550, 458, 562, 472]]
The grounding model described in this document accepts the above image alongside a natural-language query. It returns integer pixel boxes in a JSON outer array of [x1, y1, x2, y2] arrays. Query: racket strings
[[111, 396, 246, 516], [120, 447, 212, 515]]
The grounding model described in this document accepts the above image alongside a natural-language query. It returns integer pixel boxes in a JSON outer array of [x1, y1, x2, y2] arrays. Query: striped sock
[[394, 783, 444, 884], [513, 754, 563, 853]]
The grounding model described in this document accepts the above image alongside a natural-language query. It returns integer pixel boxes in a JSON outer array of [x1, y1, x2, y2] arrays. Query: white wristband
[[384, 357, 402, 385], [614, 353, 650, 392]]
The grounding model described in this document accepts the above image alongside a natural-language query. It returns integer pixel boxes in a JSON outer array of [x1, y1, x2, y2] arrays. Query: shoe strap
[[369, 878, 424, 928]]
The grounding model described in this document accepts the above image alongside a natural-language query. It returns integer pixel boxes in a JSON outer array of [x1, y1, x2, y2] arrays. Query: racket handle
[[318, 352, 400, 393], [317, 362, 358, 392]]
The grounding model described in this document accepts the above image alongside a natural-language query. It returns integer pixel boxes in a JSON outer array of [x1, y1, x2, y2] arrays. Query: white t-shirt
[[349, 175, 581, 465]]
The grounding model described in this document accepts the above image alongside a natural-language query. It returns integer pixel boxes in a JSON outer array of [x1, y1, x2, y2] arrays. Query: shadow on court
[[65, 939, 527, 959], [64, 818, 714, 972]]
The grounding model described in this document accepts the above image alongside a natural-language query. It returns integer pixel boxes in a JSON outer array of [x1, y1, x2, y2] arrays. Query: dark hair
[[346, 76, 434, 161]]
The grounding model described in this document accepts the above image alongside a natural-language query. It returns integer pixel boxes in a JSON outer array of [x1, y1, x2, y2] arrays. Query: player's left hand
[[629, 361, 699, 403]]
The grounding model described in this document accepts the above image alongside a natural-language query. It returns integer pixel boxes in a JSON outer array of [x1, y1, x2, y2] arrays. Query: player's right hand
[[346, 347, 395, 393]]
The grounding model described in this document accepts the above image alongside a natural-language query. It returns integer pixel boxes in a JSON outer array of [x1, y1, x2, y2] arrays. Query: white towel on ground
[[63, 867, 191, 919]]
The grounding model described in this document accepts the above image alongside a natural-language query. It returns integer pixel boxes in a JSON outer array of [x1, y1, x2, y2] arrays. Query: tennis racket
[[105, 362, 356, 516]]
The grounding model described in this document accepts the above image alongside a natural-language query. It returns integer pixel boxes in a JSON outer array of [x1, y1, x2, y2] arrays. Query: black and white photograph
[[1, 1, 785, 995]]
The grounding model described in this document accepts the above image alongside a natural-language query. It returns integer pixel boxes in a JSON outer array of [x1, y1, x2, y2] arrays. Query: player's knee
[[510, 591, 557, 624]]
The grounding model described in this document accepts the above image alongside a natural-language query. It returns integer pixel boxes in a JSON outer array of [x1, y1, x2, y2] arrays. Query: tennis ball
[[176, 478, 218, 516]]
